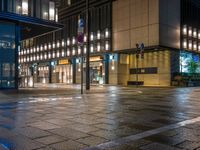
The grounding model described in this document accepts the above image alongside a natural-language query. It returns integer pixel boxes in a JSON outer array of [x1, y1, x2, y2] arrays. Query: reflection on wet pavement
[[0, 86, 200, 149]]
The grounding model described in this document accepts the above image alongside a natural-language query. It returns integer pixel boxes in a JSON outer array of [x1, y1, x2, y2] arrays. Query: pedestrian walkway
[[0, 86, 200, 149]]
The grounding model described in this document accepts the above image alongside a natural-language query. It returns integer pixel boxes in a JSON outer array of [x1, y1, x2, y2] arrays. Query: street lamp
[[86, 0, 90, 90]]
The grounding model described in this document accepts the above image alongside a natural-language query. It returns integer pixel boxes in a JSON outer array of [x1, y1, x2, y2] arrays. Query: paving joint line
[[82, 116, 200, 150]]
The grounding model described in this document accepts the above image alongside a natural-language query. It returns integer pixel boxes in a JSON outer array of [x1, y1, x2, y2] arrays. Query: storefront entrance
[[55, 64, 73, 84], [90, 62, 103, 84]]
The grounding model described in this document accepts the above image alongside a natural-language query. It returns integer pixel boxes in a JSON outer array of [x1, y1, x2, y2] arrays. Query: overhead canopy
[[0, 12, 63, 40]]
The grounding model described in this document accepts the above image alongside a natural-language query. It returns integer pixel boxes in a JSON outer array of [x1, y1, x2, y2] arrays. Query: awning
[[0, 12, 63, 40]]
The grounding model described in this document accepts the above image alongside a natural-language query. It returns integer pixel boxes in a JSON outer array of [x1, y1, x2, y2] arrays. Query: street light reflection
[[18, 96, 80, 104]]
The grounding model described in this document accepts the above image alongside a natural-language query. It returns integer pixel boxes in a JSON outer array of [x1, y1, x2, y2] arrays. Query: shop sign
[[90, 56, 102, 62], [58, 59, 69, 65]]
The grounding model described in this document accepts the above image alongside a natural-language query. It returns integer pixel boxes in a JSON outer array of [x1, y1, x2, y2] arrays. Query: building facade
[[19, 0, 200, 87], [0, 0, 62, 89]]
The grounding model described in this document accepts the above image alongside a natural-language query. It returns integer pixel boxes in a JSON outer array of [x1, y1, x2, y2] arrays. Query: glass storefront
[[76, 56, 106, 85], [55, 64, 73, 84], [18, 65, 34, 88], [89, 61, 104, 84], [0, 21, 17, 89], [38, 65, 49, 84]]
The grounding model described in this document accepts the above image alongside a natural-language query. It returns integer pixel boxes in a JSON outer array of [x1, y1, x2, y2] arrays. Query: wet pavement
[[0, 85, 200, 150]]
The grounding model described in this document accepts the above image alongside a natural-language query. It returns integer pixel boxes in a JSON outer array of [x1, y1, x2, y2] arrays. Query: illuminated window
[[72, 37, 76, 45], [189, 40, 192, 50], [97, 43, 101, 51], [67, 38, 70, 46], [183, 39, 187, 49], [105, 41, 109, 50], [193, 41, 197, 50], [68, 0, 71, 6], [62, 50, 65, 57], [90, 44, 94, 53], [97, 30, 101, 40], [57, 41, 60, 48], [22, 0, 28, 15], [78, 46, 81, 55], [16, 5, 22, 14], [193, 28, 197, 38], [90, 32, 94, 41], [198, 30, 200, 39], [84, 45, 87, 54], [183, 25, 187, 35], [198, 44, 200, 51], [84, 35, 87, 42], [49, 1, 55, 20], [62, 40, 65, 47], [55, 8, 58, 22], [105, 28, 109, 38], [72, 48, 76, 55], [43, 12, 48, 20], [188, 27, 192, 37]]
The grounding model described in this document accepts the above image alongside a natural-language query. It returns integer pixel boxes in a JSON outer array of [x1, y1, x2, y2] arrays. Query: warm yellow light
[[111, 66, 115, 70]]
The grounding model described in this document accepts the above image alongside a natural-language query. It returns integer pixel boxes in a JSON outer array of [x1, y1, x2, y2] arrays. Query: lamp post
[[136, 44, 139, 88], [86, 0, 90, 90], [77, 16, 84, 94]]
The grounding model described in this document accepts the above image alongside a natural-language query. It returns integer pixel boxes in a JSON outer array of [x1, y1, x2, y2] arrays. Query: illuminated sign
[[0, 40, 15, 49], [90, 56, 103, 62], [58, 59, 69, 65]]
